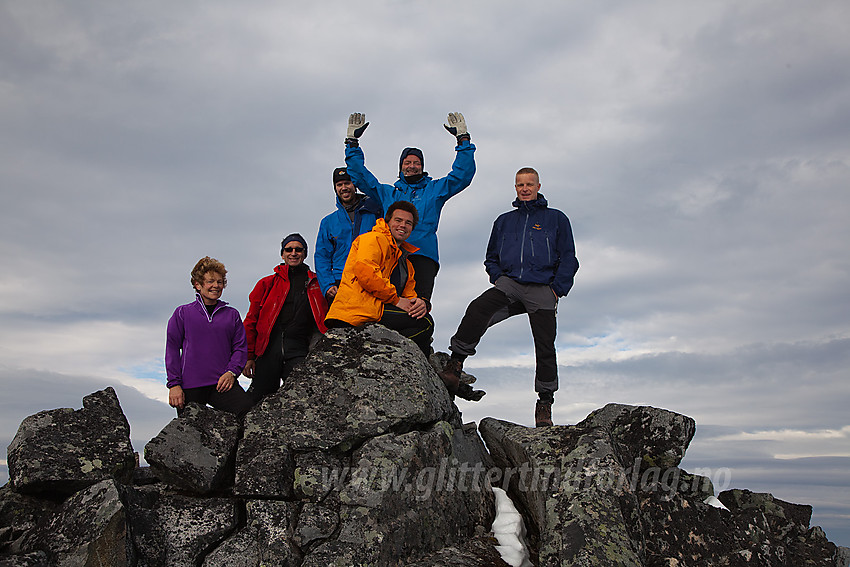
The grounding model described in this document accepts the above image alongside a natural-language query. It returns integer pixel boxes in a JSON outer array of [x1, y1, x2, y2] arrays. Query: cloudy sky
[[2, 0, 848, 547]]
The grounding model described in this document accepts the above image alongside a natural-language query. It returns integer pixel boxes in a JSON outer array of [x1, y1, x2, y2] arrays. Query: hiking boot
[[535, 399, 553, 427], [438, 358, 462, 395], [456, 383, 486, 402]]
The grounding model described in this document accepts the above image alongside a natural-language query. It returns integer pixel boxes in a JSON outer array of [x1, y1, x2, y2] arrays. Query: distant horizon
[[2, 0, 848, 549], [2, 357, 848, 548]]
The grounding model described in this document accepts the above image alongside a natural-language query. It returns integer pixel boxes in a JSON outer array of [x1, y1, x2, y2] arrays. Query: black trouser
[[379, 305, 434, 356], [450, 286, 558, 396], [248, 354, 305, 403], [409, 255, 439, 301], [327, 306, 434, 357], [180, 383, 254, 418]]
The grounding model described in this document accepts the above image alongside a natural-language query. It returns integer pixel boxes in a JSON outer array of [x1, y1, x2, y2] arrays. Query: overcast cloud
[[1, 0, 848, 546]]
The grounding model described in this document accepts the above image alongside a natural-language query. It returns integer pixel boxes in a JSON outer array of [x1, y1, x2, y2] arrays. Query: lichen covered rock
[[144, 402, 241, 494], [235, 325, 456, 495], [6, 387, 135, 496]]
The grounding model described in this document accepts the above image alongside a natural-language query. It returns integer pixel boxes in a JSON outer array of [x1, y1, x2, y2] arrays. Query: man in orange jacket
[[325, 201, 433, 356]]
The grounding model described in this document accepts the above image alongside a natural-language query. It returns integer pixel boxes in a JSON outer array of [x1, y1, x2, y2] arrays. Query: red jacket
[[244, 264, 328, 360]]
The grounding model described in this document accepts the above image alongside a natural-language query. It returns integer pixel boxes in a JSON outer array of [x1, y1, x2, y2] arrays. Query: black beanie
[[399, 147, 424, 171], [333, 167, 350, 185], [281, 233, 308, 256]]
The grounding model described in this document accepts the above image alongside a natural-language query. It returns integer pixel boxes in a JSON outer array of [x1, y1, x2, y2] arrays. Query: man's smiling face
[[515, 172, 541, 201]]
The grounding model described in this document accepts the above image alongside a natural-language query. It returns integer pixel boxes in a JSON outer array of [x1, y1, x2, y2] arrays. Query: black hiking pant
[[449, 279, 558, 396]]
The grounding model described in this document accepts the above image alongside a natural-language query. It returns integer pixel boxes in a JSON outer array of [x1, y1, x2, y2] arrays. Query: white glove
[[443, 112, 469, 138], [347, 113, 369, 139]]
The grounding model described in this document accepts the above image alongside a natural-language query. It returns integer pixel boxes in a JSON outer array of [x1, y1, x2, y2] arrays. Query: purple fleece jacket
[[165, 294, 247, 390]]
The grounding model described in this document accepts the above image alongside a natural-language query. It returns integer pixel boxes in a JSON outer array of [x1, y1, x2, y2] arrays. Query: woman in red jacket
[[243, 234, 328, 402]]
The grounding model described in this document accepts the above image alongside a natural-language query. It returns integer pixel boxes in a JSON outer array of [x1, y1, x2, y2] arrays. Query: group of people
[[165, 113, 579, 427]]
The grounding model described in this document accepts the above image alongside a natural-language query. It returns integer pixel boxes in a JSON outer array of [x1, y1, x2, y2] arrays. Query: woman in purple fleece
[[165, 256, 253, 417]]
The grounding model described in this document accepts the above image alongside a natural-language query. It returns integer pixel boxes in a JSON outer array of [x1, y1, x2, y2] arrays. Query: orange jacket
[[325, 218, 418, 326]]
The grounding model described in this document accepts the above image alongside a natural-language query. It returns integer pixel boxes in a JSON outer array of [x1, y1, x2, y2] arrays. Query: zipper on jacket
[[197, 295, 223, 323], [519, 210, 529, 280]]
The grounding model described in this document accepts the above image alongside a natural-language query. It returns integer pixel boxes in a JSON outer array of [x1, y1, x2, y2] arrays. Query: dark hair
[[385, 201, 419, 227]]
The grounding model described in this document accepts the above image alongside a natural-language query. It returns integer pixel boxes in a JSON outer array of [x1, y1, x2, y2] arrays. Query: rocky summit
[[1, 324, 848, 566]]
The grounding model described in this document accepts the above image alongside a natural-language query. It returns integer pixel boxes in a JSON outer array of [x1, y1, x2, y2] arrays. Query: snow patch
[[491, 487, 533, 567], [704, 495, 729, 510]]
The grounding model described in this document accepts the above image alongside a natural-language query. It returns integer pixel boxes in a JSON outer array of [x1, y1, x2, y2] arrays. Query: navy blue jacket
[[485, 194, 578, 297], [315, 193, 382, 295]]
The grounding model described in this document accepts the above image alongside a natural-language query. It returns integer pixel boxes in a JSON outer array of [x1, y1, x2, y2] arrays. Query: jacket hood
[[512, 193, 549, 210]]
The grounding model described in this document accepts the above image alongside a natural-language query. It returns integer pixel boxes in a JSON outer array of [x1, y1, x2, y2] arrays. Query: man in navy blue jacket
[[439, 167, 579, 427], [315, 167, 382, 303]]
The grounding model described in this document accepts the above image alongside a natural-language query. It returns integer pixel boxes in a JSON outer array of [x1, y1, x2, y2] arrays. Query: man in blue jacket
[[343, 112, 475, 303], [315, 167, 382, 303], [438, 167, 579, 427]]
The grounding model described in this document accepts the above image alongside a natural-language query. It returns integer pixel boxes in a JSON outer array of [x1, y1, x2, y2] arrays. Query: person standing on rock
[[343, 112, 476, 304], [165, 256, 254, 418], [243, 234, 329, 402], [315, 167, 382, 304], [324, 201, 434, 357], [438, 167, 579, 426]]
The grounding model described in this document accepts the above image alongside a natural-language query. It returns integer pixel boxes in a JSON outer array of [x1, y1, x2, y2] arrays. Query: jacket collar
[[372, 218, 419, 254], [194, 293, 227, 313], [274, 262, 317, 280], [395, 173, 431, 190], [512, 193, 549, 210]]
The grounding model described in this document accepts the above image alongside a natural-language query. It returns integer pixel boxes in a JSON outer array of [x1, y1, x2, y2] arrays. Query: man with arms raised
[[343, 112, 475, 304]]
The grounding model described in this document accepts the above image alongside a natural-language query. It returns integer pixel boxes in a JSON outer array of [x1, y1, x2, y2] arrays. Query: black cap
[[333, 167, 351, 185]]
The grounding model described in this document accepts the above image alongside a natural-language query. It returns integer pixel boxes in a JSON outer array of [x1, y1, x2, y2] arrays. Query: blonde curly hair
[[190, 256, 228, 290]]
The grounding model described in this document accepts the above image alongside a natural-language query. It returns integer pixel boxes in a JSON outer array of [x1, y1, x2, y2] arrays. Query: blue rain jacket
[[315, 193, 382, 295], [345, 140, 475, 265]]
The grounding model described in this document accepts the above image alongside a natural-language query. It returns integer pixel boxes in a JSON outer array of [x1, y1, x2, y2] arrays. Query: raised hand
[[347, 113, 369, 139], [443, 112, 469, 139]]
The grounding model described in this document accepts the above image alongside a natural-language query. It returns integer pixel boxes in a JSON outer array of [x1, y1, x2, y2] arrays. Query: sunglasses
[[284, 247, 304, 253]]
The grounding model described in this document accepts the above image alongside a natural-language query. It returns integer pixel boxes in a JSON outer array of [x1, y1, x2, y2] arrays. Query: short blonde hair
[[516, 167, 539, 181], [190, 256, 227, 289]]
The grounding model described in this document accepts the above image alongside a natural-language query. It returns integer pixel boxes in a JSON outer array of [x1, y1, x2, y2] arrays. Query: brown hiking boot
[[438, 358, 462, 395], [535, 399, 553, 427], [456, 383, 486, 402]]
